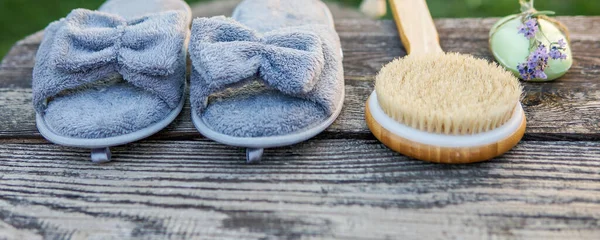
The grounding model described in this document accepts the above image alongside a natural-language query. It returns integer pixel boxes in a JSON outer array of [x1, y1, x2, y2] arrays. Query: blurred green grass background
[[1, 0, 598, 59]]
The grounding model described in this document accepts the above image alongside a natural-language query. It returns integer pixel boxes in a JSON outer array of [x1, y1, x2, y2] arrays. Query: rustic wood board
[[1, 17, 600, 141], [0, 140, 599, 239], [1, 16, 600, 239]]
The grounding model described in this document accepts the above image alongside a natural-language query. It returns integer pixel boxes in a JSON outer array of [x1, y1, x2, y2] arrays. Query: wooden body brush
[[365, 0, 527, 164]]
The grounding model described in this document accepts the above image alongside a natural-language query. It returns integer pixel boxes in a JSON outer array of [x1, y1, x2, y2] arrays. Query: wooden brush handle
[[390, 0, 443, 55]]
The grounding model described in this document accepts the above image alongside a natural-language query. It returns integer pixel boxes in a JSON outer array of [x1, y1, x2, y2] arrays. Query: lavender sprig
[[516, 15, 568, 80], [518, 18, 538, 39], [549, 39, 568, 60], [517, 44, 549, 80]]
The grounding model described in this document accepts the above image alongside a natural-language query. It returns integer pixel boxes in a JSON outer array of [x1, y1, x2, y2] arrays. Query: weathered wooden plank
[[0, 81, 373, 140], [337, 18, 600, 79], [1, 18, 599, 140], [1, 74, 600, 141], [0, 69, 32, 88], [6, 26, 599, 84], [0, 140, 598, 239], [4, 18, 600, 79], [0, 88, 37, 138]]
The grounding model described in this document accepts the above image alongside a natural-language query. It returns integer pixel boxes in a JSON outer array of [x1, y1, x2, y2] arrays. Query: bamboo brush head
[[375, 52, 522, 135]]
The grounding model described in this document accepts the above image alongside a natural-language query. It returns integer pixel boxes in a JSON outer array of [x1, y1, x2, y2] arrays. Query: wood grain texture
[[1, 16, 600, 239], [365, 97, 527, 164], [2, 18, 600, 141], [0, 140, 599, 239]]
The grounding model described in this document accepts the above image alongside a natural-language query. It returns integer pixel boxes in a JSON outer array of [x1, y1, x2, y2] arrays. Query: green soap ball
[[489, 15, 573, 82]]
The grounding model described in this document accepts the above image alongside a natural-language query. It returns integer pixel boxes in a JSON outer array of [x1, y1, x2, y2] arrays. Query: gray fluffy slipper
[[189, 0, 345, 163], [32, 0, 192, 163]]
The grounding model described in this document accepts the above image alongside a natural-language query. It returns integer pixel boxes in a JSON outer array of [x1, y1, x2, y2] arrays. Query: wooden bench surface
[[0, 16, 599, 239]]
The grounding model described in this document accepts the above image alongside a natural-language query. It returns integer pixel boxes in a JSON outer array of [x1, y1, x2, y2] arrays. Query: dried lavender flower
[[557, 39, 566, 48], [490, 0, 572, 81], [517, 44, 550, 80], [518, 18, 538, 39], [549, 39, 568, 60]]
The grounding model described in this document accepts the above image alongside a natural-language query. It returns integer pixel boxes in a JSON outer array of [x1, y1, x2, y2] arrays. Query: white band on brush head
[[369, 91, 524, 148]]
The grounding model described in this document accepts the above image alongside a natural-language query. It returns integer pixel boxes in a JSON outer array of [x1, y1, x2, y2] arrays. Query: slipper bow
[[53, 9, 186, 76], [190, 17, 325, 96]]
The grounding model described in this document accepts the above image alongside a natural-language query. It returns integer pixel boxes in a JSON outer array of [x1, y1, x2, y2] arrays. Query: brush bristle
[[375, 52, 522, 135]]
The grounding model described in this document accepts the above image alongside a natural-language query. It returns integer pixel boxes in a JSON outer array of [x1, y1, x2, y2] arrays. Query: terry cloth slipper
[[189, 0, 345, 163], [32, 0, 192, 163]]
